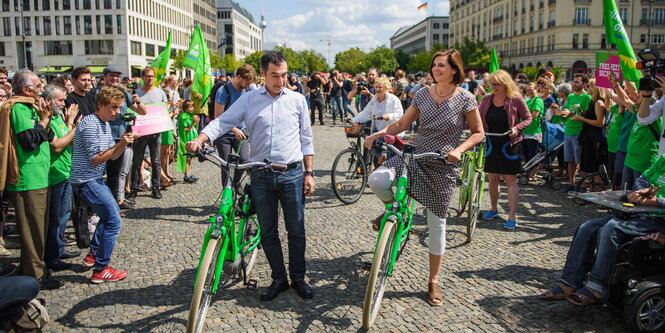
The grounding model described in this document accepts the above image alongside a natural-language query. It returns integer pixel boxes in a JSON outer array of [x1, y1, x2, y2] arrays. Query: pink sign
[[130, 103, 174, 136], [595, 53, 622, 89]]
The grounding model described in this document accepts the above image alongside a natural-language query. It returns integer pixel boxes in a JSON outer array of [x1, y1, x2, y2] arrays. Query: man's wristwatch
[[304, 171, 315, 177]]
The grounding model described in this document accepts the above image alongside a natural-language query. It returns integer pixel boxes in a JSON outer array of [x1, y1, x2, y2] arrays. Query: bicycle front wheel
[[466, 172, 482, 243], [457, 155, 473, 216], [187, 237, 221, 333], [331, 148, 367, 204], [238, 218, 260, 280], [362, 220, 397, 329]]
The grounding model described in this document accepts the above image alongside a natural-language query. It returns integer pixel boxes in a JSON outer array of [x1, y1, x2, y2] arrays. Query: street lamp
[[19, 0, 27, 69], [647, 0, 654, 48]]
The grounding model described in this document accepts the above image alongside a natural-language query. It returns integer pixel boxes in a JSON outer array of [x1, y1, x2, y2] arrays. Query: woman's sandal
[[567, 286, 603, 306], [428, 283, 444, 306], [539, 282, 575, 301]]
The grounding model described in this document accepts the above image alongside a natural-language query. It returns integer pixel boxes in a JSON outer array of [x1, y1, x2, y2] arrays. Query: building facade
[[390, 16, 450, 56], [449, 0, 665, 78], [0, 0, 217, 78], [216, 0, 262, 60]]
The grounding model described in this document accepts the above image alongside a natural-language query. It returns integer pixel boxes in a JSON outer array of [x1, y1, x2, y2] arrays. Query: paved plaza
[[2, 117, 628, 332]]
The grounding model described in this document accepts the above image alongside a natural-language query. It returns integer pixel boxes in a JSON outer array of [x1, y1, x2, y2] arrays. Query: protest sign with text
[[595, 52, 623, 88], [128, 103, 174, 136]]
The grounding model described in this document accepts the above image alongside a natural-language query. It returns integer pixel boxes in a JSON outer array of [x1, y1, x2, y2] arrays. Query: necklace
[[435, 85, 456, 99]]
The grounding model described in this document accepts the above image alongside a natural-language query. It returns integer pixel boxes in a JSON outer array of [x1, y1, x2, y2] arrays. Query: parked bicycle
[[456, 130, 512, 243], [185, 147, 286, 333], [362, 141, 448, 329]]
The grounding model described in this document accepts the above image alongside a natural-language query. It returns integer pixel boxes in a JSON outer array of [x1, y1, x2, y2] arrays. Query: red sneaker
[[90, 266, 128, 283], [83, 252, 96, 267]]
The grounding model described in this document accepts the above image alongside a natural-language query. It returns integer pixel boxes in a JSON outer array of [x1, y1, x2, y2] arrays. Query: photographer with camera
[[347, 68, 378, 112], [636, 51, 665, 156], [306, 72, 328, 125], [329, 70, 344, 125]]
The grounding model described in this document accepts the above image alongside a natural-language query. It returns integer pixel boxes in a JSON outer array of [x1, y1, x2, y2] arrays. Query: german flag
[[418, 2, 428, 10]]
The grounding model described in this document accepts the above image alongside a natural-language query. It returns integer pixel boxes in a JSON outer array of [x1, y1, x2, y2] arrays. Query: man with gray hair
[[3, 70, 64, 289], [42, 84, 81, 272]]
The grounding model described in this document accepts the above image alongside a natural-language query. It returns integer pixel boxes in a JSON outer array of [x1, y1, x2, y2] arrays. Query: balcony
[[548, 20, 556, 27], [548, 0, 556, 5], [493, 15, 504, 23], [573, 18, 591, 25], [493, 33, 504, 40]]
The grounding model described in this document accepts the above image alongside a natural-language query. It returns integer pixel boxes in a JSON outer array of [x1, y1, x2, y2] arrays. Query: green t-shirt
[[563, 93, 592, 135], [606, 104, 623, 153], [48, 115, 72, 185], [6, 103, 51, 191], [617, 106, 637, 153], [625, 118, 662, 173], [642, 154, 665, 200], [522, 96, 544, 134]]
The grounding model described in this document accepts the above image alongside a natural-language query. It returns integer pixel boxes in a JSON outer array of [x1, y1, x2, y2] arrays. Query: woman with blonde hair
[[480, 70, 532, 229]]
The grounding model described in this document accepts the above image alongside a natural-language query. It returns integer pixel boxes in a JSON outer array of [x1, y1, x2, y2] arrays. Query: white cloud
[[263, 0, 437, 65]]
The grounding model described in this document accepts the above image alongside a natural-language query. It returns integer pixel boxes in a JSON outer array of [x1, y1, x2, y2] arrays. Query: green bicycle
[[186, 147, 286, 333], [456, 130, 512, 243], [362, 141, 448, 329]]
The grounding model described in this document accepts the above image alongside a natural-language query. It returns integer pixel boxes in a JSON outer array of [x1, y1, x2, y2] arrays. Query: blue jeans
[[331, 96, 343, 121], [0, 276, 40, 322], [561, 215, 664, 296], [622, 165, 642, 191], [250, 165, 307, 282], [74, 179, 122, 270], [342, 97, 355, 117], [45, 180, 72, 265]]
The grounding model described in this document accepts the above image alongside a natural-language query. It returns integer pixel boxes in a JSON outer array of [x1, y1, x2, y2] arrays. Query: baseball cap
[[103, 66, 122, 75], [290, 73, 298, 78], [544, 71, 554, 78]]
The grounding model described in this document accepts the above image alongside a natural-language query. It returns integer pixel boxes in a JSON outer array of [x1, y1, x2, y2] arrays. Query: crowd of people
[[0, 45, 664, 327]]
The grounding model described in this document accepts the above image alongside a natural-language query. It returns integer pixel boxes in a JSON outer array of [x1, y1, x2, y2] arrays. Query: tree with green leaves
[[274, 45, 305, 73], [298, 49, 328, 75], [363, 45, 398, 75], [334, 47, 366, 74], [209, 51, 226, 72], [243, 51, 264, 72], [406, 43, 447, 73], [218, 54, 242, 74], [453, 37, 495, 70], [520, 65, 543, 82], [394, 49, 411, 71], [170, 49, 187, 72]]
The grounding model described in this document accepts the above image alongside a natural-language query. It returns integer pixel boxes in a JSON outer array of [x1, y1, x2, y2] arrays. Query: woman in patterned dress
[[365, 49, 485, 306]]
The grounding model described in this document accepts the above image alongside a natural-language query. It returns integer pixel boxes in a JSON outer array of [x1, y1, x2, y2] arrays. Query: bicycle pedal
[[245, 279, 258, 290]]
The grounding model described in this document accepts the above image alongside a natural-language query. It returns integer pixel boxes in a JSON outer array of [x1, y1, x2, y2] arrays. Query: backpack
[[3, 298, 50, 332]]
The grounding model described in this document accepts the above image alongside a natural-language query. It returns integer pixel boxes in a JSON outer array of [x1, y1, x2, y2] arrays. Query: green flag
[[603, 0, 642, 82], [489, 48, 500, 73], [150, 32, 172, 87], [183, 25, 212, 106]]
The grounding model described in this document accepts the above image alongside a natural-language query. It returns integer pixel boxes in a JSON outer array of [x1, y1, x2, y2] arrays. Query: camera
[[637, 49, 665, 91], [125, 82, 137, 90], [357, 81, 367, 94], [120, 113, 136, 124]]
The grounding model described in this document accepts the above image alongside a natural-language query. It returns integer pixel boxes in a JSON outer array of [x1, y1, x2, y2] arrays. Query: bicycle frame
[[193, 155, 262, 294]]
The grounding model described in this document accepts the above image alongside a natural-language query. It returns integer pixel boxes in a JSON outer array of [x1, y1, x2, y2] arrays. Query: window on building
[[582, 33, 588, 49], [42, 0, 49, 10], [64, 16, 75, 36], [434, 23, 440, 29], [2, 0, 9, 11], [0, 42, 4, 57], [538, 13, 543, 29], [103, 0, 110, 8], [642, 8, 648, 24], [82, 0, 90, 9], [572, 33, 579, 49], [95, 15, 100, 34], [94, 0, 99, 9], [641, 34, 647, 44], [83, 15, 91, 34], [116, 15, 121, 34], [619, 8, 628, 23], [549, 10, 556, 26], [53, 0, 57, 10], [654, 9, 665, 25], [85, 40, 113, 54], [23, 17, 30, 36], [145, 43, 155, 57], [575, 7, 588, 25], [54, 16, 59, 35], [601, 34, 606, 49], [529, 15, 534, 31], [43, 16, 51, 35], [130, 41, 141, 55], [63, 0, 69, 9], [433, 34, 439, 41], [23, 0, 29, 10], [34, 16, 39, 35], [3, 17, 10, 36], [75, 0, 79, 9], [116, 0, 120, 9], [75, 15, 79, 34], [654, 34, 664, 44], [44, 41, 72, 55], [104, 15, 112, 34]]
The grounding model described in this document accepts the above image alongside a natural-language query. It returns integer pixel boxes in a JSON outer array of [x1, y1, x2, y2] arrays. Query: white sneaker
[[88, 215, 100, 234], [0, 244, 10, 256]]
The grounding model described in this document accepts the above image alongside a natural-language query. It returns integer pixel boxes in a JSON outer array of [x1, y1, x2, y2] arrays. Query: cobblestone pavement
[[2, 112, 629, 332]]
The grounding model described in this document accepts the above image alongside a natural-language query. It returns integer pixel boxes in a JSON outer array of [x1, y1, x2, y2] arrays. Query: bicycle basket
[[345, 124, 363, 138]]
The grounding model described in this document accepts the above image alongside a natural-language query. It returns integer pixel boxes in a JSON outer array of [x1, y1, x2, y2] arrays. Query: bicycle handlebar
[[485, 130, 513, 137], [186, 146, 288, 171], [373, 141, 451, 162]]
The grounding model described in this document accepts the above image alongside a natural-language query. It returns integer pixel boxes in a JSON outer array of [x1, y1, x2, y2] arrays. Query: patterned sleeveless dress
[[381, 87, 478, 218]]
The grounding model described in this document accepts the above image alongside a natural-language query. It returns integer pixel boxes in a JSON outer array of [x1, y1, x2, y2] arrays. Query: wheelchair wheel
[[550, 179, 562, 190], [518, 174, 529, 185], [624, 287, 665, 333]]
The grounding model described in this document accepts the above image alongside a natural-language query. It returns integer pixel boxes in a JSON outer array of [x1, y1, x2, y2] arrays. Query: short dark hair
[[573, 73, 588, 84], [260, 51, 287, 73], [71, 66, 91, 80], [141, 67, 155, 77], [0, 67, 7, 76], [51, 76, 69, 88], [429, 49, 465, 85]]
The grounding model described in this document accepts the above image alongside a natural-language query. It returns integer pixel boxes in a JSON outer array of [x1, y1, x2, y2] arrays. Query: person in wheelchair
[[539, 154, 665, 306]]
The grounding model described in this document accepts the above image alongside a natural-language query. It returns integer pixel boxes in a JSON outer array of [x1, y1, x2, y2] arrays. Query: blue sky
[[240, 0, 450, 64]]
